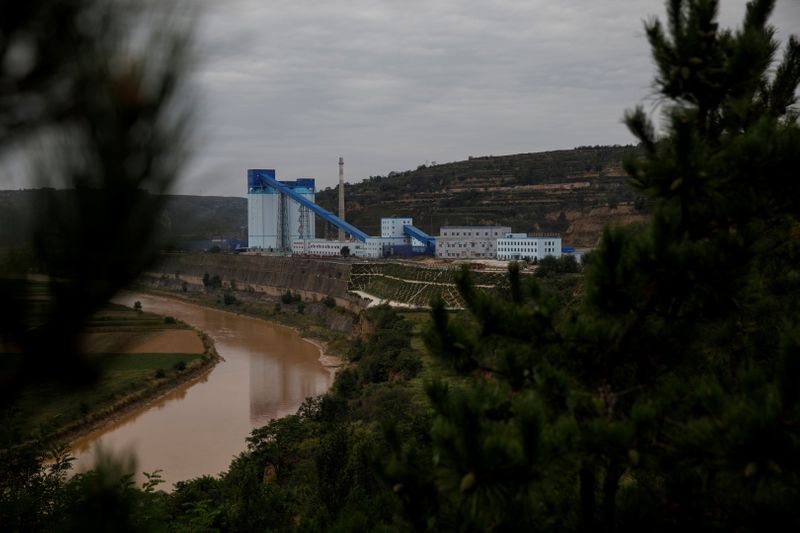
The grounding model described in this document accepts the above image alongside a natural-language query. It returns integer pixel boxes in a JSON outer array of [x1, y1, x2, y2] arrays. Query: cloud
[[176, 0, 800, 195]]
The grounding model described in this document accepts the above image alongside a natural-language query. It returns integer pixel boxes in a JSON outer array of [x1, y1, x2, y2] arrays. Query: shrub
[[333, 367, 359, 399], [322, 295, 336, 308], [155, 368, 166, 378], [163, 316, 177, 324], [395, 351, 422, 380], [173, 361, 186, 372], [297, 303, 305, 314], [223, 293, 238, 305], [280, 291, 294, 304], [535, 254, 580, 277]]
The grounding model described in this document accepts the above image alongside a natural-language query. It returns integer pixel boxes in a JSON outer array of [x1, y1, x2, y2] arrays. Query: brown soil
[[82, 330, 205, 354]]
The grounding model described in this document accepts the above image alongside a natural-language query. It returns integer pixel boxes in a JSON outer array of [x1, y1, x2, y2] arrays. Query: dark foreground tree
[[1, 0, 193, 529], [399, 0, 800, 530]]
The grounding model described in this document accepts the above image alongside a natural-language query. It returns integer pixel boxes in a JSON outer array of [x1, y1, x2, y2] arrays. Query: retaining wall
[[149, 253, 366, 311]]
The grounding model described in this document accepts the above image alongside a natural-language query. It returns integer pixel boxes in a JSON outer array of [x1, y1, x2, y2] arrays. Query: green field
[[3, 303, 208, 438]]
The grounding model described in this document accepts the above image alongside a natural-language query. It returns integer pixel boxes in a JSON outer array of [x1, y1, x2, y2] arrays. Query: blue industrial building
[[248, 169, 435, 257]]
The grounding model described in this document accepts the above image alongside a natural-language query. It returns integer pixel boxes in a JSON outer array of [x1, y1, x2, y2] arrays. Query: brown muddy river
[[69, 292, 335, 488]]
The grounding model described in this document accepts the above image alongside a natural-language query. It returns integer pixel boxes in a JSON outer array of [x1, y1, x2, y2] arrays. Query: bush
[[223, 293, 238, 305], [163, 316, 177, 324], [155, 368, 166, 378], [280, 291, 294, 304], [297, 303, 305, 314], [173, 361, 186, 372], [202, 272, 222, 288], [322, 295, 336, 308], [333, 367, 359, 399], [535, 254, 580, 277], [395, 351, 422, 379]]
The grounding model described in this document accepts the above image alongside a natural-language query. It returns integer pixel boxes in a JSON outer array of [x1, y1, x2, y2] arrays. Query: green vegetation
[[202, 272, 223, 289], [11, 352, 202, 432], [394, 2, 800, 530], [3, 1, 799, 531], [3, 303, 208, 438], [535, 254, 581, 277], [280, 290, 302, 304]]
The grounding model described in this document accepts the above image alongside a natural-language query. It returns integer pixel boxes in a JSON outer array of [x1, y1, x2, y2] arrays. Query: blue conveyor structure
[[403, 225, 436, 250], [248, 169, 369, 242]]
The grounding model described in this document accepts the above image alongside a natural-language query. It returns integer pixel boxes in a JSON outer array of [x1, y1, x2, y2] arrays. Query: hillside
[[0, 190, 246, 249], [316, 145, 649, 247], [1, 146, 648, 250]]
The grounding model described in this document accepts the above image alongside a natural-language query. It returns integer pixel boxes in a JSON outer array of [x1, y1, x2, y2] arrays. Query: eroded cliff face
[[146, 253, 365, 312], [561, 205, 648, 247]]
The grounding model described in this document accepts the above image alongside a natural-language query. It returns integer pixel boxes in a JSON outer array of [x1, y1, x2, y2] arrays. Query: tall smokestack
[[338, 156, 345, 241]]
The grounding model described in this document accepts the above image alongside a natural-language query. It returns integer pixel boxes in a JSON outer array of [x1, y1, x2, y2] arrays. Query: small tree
[[133, 301, 142, 313], [340, 246, 350, 257]]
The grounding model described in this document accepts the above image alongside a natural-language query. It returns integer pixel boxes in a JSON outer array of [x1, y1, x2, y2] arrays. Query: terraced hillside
[[316, 146, 649, 247], [348, 261, 514, 308]]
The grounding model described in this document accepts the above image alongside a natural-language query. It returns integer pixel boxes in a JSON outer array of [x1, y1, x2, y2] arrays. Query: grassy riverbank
[[3, 303, 219, 442]]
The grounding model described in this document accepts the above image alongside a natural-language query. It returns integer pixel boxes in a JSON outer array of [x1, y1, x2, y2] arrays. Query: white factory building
[[381, 217, 412, 238], [290, 239, 365, 257], [292, 217, 419, 258], [496, 234, 562, 261], [435, 226, 511, 259]]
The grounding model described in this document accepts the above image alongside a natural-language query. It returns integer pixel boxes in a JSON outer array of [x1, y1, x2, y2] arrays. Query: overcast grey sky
[[11, 1, 798, 197], [182, 0, 800, 197]]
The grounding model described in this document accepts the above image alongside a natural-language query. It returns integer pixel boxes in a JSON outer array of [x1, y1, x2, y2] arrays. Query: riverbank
[[68, 290, 338, 487], [3, 302, 222, 450], [62, 285, 349, 460], [58, 327, 220, 448], [135, 285, 351, 365]]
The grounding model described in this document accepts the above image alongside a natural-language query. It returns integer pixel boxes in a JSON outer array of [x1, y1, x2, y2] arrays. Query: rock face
[[150, 253, 364, 311]]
